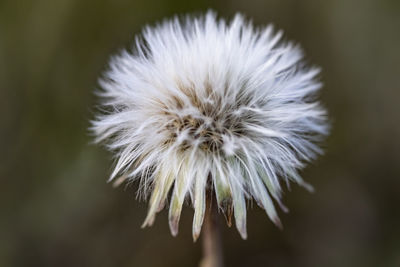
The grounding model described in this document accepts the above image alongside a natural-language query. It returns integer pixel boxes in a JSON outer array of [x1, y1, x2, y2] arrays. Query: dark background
[[1, 0, 399, 266]]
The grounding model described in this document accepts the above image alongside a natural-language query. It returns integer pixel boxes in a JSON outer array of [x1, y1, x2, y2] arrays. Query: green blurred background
[[1, 0, 399, 266]]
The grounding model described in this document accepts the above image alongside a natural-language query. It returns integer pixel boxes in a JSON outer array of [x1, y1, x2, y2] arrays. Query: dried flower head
[[92, 11, 328, 240]]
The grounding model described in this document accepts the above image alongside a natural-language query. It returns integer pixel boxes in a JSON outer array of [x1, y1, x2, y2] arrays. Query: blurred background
[[1, 0, 399, 266]]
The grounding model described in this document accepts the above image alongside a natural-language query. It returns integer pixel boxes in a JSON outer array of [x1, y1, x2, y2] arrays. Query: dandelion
[[92, 11, 328, 245]]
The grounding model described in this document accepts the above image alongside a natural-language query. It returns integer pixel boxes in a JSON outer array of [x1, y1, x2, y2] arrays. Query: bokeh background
[[1, 0, 399, 266]]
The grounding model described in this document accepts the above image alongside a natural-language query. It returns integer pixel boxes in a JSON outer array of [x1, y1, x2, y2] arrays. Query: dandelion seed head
[[92, 11, 329, 240]]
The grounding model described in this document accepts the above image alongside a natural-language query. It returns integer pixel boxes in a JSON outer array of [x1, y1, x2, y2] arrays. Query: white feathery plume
[[92, 11, 329, 240]]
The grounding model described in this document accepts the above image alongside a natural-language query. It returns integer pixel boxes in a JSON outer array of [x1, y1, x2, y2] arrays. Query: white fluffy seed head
[[92, 11, 329, 240]]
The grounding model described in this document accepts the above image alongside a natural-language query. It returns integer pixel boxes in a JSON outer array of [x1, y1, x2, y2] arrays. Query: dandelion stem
[[200, 197, 223, 267]]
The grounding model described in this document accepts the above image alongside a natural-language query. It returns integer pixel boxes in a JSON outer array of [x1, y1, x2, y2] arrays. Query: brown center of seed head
[[166, 114, 225, 152]]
